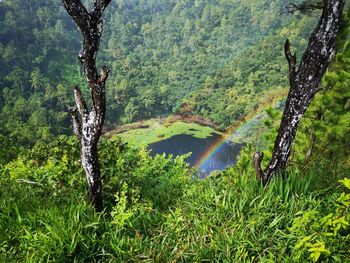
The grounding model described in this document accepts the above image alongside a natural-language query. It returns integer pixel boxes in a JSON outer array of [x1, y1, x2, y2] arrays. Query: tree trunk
[[254, 0, 345, 185], [63, 0, 111, 211], [81, 143, 102, 211]]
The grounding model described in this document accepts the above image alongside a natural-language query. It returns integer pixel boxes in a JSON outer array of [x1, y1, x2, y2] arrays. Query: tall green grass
[[0, 138, 349, 262]]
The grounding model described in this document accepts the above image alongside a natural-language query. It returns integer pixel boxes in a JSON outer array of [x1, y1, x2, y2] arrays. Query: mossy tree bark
[[254, 0, 345, 185], [63, 0, 111, 212]]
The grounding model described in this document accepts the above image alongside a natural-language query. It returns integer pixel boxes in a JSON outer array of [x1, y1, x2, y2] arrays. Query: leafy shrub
[[290, 178, 350, 262]]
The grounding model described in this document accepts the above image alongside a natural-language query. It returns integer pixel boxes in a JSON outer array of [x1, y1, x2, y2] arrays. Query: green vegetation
[[1, 137, 349, 262], [0, 0, 349, 262], [107, 119, 219, 147], [1, 45, 349, 258], [0, 0, 318, 157]]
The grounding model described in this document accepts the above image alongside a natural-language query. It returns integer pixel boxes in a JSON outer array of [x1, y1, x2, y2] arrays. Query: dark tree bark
[[63, 0, 111, 212], [254, 0, 345, 185]]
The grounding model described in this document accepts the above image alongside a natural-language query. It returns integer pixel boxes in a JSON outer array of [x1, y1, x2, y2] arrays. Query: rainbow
[[195, 90, 288, 171], [194, 117, 249, 171]]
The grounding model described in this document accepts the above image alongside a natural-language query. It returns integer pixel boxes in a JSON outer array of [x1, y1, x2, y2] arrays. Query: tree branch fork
[[63, 0, 112, 211], [64, 0, 111, 141], [253, 0, 345, 185]]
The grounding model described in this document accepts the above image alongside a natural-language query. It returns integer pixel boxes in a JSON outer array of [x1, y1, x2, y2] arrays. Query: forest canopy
[[0, 0, 318, 151]]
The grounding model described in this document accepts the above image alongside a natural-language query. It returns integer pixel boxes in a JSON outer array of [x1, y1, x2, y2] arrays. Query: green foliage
[[0, 0, 317, 160], [0, 0, 79, 151], [290, 178, 350, 262], [0, 1, 349, 262], [1, 136, 349, 262], [0, 136, 190, 262]]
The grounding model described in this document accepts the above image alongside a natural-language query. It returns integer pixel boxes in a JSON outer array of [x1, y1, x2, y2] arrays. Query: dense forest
[[0, 0, 349, 262], [0, 0, 318, 151]]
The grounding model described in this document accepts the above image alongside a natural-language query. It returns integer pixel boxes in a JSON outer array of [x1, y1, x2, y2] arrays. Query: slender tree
[[254, 0, 345, 185], [63, 0, 111, 211]]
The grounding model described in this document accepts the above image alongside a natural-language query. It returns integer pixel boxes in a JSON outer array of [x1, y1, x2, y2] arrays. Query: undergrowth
[[0, 137, 349, 262]]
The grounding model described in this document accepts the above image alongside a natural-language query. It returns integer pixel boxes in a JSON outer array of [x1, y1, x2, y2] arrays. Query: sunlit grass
[[112, 120, 219, 147], [1, 138, 348, 262]]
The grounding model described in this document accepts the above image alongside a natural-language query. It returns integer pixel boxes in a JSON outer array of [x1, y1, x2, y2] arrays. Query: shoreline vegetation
[[105, 118, 219, 147], [104, 88, 288, 147], [104, 114, 220, 138]]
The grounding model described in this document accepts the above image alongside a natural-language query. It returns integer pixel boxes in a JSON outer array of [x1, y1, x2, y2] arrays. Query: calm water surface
[[148, 133, 243, 176]]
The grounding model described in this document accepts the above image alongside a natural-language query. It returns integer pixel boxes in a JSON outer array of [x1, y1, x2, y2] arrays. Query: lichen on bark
[[63, 0, 111, 211], [254, 0, 345, 185]]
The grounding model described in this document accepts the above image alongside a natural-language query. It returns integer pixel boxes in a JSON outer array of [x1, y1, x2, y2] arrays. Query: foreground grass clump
[[0, 137, 349, 262]]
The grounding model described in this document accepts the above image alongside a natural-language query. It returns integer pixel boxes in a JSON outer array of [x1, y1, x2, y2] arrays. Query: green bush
[[290, 178, 350, 262]]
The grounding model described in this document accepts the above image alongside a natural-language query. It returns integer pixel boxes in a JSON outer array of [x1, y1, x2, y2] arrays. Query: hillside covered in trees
[[0, 0, 318, 150], [0, 0, 349, 262]]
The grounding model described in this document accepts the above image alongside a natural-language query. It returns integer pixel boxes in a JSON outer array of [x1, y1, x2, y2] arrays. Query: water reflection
[[148, 133, 243, 176]]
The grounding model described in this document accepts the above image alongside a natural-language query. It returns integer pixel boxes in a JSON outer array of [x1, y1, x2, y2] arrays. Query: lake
[[148, 133, 243, 177]]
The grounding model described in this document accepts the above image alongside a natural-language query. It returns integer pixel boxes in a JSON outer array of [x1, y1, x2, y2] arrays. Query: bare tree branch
[[98, 66, 111, 85], [68, 107, 82, 138], [92, 0, 112, 18], [283, 1, 324, 15], [73, 86, 88, 116], [253, 152, 265, 182], [62, 0, 90, 33], [284, 39, 297, 80]]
